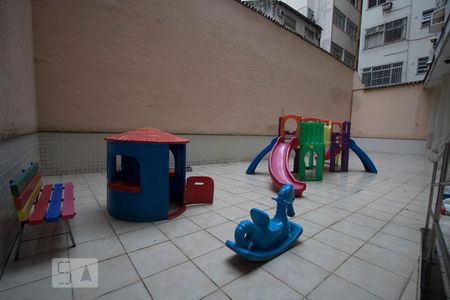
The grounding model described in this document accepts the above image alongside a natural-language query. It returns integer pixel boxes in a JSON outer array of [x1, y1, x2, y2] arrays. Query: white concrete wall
[[358, 0, 435, 83], [39, 133, 275, 175]]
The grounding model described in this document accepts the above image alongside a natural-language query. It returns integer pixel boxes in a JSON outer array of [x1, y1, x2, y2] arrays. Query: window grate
[[331, 42, 344, 61], [362, 62, 403, 87]]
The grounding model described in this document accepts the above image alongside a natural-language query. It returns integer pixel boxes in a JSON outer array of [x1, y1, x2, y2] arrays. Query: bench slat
[[45, 184, 63, 222], [29, 184, 53, 225], [62, 183, 75, 219], [16, 181, 43, 222], [10, 163, 39, 197], [14, 172, 42, 210]]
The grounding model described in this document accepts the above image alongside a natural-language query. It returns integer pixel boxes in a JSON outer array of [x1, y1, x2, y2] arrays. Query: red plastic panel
[[184, 176, 214, 205], [29, 184, 53, 225], [105, 128, 189, 144], [108, 181, 141, 193], [62, 182, 75, 219]]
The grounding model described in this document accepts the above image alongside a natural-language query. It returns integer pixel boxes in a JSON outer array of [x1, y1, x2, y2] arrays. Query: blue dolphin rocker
[[225, 184, 303, 261]]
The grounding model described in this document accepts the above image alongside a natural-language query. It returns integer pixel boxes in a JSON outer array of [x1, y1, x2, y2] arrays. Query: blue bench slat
[[45, 184, 63, 222]]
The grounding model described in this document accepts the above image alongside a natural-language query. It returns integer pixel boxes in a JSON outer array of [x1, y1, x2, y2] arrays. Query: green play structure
[[298, 122, 325, 181]]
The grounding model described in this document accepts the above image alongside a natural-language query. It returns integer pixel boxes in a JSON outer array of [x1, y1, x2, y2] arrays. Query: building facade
[[357, 0, 436, 87], [243, 1, 322, 46], [281, 0, 361, 68]]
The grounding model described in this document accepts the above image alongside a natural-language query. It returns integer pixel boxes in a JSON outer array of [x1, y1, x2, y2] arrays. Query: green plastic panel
[[9, 162, 39, 197]]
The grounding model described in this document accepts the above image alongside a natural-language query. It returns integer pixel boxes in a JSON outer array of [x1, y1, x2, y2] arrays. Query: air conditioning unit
[[277, 8, 285, 18], [429, 6, 446, 33], [382, 2, 393, 12]]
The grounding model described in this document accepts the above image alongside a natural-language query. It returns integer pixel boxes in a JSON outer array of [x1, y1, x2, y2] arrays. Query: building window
[[334, 8, 358, 40], [384, 18, 407, 43], [346, 19, 358, 40], [365, 25, 384, 48], [421, 9, 433, 27], [368, 0, 386, 9], [307, 8, 314, 20], [343, 52, 355, 68], [333, 8, 346, 31], [305, 27, 315, 43], [364, 17, 407, 49], [331, 42, 344, 60], [348, 0, 357, 9], [362, 62, 403, 87], [417, 57, 429, 74], [284, 15, 296, 30]]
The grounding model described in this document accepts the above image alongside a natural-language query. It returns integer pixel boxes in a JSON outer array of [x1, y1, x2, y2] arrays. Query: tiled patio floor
[[0, 152, 431, 300]]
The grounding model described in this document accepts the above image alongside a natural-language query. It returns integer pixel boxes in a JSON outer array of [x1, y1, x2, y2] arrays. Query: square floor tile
[[0, 276, 72, 300], [336, 257, 407, 300], [193, 247, 258, 286], [263, 251, 329, 295], [290, 239, 349, 272], [69, 236, 124, 263], [344, 213, 386, 231], [357, 207, 395, 222], [313, 229, 365, 254], [308, 275, 379, 300], [189, 211, 229, 229], [206, 221, 236, 243], [330, 220, 377, 241], [118, 226, 167, 252], [201, 289, 229, 300], [173, 231, 223, 259], [215, 206, 249, 220], [400, 280, 417, 300], [157, 218, 202, 238], [97, 281, 151, 300], [381, 223, 421, 243], [0, 249, 67, 291], [391, 215, 424, 229], [143, 261, 216, 300], [355, 243, 417, 278], [129, 241, 187, 278], [222, 268, 301, 299], [300, 211, 338, 227], [291, 218, 325, 238], [369, 232, 419, 259], [74, 255, 139, 300]]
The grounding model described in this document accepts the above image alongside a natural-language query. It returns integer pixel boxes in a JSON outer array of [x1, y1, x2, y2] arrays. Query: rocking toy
[[225, 184, 303, 261]]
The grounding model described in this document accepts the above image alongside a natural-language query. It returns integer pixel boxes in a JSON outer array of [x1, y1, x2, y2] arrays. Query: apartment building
[[283, 0, 362, 68], [243, 1, 322, 46], [358, 0, 436, 87]]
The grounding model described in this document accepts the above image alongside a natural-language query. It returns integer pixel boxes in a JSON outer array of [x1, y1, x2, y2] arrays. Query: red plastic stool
[[184, 176, 214, 205]]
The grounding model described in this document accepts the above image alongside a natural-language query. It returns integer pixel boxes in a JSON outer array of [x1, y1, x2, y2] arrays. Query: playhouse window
[[109, 155, 141, 193]]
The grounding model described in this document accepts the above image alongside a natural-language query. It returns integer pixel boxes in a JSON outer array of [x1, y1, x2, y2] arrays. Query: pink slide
[[268, 137, 306, 197]]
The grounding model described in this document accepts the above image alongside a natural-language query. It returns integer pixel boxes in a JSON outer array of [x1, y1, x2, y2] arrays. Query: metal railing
[[422, 139, 450, 299]]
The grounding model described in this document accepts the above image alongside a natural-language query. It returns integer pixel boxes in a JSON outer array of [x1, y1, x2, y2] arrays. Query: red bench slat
[[29, 184, 53, 225], [62, 183, 75, 219]]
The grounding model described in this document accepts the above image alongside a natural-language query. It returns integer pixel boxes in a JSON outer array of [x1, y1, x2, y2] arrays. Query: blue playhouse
[[105, 128, 189, 221]]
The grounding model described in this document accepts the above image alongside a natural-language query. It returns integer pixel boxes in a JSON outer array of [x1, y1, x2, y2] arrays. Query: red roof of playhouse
[[105, 128, 189, 144]]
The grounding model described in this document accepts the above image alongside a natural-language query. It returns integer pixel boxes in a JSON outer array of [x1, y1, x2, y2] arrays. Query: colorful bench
[[9, 162, 76, 260]]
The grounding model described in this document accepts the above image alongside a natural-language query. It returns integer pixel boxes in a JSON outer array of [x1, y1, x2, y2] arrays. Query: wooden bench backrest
[[9, 163, 43, 222]]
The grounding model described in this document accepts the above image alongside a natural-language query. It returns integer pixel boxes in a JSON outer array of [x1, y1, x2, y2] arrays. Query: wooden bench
[[9, 162, 76, 260]]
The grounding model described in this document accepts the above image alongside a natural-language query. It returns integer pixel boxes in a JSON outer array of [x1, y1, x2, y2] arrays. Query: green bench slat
[[9, 163, 40, 197]]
